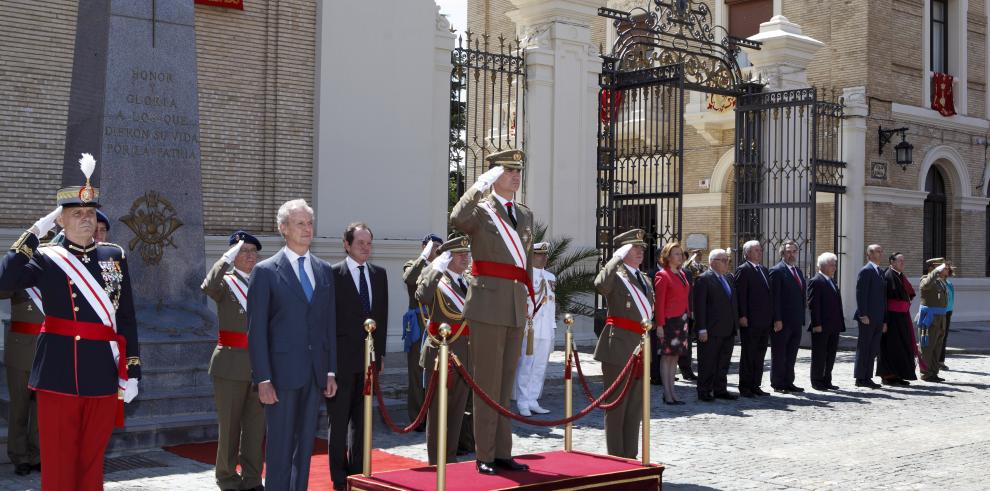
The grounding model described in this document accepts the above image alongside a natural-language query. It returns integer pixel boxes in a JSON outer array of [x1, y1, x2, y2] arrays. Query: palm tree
[[532, 222, 599, 319]]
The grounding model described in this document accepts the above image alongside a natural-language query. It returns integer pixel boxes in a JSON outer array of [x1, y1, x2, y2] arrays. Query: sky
[[434, 0, 467, 34]]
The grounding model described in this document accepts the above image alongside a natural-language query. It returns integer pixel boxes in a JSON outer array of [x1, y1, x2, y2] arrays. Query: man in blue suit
[[854, 244, 887, 389], [769, 240, 807, 393], [807, 252, 844, 391], [248, 199, 338, 490]]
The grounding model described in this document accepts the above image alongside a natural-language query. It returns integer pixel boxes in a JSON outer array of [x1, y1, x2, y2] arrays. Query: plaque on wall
[[871, 162, 888, 180], [685, 233, 708, 251]]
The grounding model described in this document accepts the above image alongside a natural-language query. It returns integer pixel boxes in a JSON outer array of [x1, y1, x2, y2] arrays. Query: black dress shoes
[[772, 386, 791, 394], [855, 379, 882, 389], [697, 393, 714, 402], [681, 371, 698, 381], [828, 384, 840, 390], [752, 387, 771, 396], [714, 392, 738, 400], [787, 385, 805, 392], [811, 384, 830, 391], [739, 389, 755, 398], [476, 460, 497, 475], [493, 457, 529, 471], [882, 378, 909, 386], [14, 464, 31, 476]]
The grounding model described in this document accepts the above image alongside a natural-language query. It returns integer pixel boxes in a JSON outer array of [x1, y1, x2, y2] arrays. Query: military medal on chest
[[99, 259, 124, 306]]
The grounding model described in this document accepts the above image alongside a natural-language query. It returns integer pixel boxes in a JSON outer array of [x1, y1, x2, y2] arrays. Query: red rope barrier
[[454, 349, 642, 427], [571, 348, 598, 403], [373, 359, 441, 434]]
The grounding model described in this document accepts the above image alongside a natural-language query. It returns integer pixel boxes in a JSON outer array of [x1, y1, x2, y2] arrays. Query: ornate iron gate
[[449, 32, 526, 211], [734, 87, 846, 275]]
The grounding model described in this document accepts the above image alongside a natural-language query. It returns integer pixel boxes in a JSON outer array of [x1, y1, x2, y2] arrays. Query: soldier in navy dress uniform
[[0, 154, 141, 491]]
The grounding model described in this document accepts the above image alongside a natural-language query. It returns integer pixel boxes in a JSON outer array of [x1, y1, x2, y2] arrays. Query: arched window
[[923, 166, 947, 270]]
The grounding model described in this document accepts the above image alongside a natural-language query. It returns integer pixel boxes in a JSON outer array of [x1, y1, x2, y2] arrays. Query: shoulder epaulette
[[98, 242, 126, 258]]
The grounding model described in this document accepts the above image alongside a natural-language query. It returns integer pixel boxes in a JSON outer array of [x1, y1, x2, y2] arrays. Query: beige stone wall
[[0, 0, 316, 234]]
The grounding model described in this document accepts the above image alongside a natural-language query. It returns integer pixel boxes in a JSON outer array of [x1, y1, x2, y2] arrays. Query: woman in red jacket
[[654, 241, 691, 404]]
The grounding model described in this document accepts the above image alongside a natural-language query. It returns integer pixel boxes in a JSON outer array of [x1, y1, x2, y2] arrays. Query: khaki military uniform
[[415, 265, 472, 465], [201, 258, 265, 490], [402, 256, 429, 424], [918, 270, 948, 380], [593, 254, 654, 459], [1, 289, 42, 467], [450, 185, 534, 463]]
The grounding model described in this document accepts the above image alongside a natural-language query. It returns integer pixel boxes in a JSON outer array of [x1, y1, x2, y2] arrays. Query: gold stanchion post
[[436, 323, 452, 491], [641, 318, 653, 467], [563, 314, 574, 452], [362, 319, 376, 477]]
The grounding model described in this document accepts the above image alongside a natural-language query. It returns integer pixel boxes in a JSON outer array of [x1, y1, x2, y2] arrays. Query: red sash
[[218, 330, 248, 349], [606, 316, 645, 334], [472, 260, 534, 296], [11, 321, 42, 335], [887, 299, 911, 313], [428, 322, 469, 337]]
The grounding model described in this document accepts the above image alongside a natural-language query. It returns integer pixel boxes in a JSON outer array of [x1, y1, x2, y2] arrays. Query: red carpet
[[348, 450, 663, 490], [163, 439, 425, 489]]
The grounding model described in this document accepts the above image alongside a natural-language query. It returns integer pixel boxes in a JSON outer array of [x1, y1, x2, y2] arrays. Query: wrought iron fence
[[448, 32, 526, 211], [734, 86, 846, 276]]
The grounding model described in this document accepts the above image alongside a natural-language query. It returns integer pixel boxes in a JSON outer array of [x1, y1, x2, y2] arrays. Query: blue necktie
[[358, 265, 371, 314], [297, 256, 313, 302], [719, 274, 732, 298]]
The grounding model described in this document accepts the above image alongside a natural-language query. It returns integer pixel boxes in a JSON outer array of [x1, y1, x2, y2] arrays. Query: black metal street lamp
[[879, 126, 914, 170]]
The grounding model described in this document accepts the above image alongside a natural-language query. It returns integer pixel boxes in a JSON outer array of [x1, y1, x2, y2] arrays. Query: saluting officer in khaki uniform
[[201, 231, 265, 491], [402, 233, 443, 430], [450, 149, 535, 475], [1, 287, 43, 475], [415, 234, 473, 465], [593, 229, 654, 459]]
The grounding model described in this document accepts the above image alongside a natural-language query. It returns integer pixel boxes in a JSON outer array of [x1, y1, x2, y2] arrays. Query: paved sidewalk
[[0, 322, 986, 490]]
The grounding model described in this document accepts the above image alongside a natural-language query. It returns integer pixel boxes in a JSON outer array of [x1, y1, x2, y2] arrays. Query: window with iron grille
[[923, 166, 947, 271]]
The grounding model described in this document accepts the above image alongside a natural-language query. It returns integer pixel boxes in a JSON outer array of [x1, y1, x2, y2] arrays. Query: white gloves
[[123, 378, 139, 403], [30, 206, 62, 238], [613, 244, 633, 260], [420, 240, 436, 261], [222, 240, 244, 264], [934, 263, 947, 274], [471, 165, 505, 192], [431, 251, 453, 272]]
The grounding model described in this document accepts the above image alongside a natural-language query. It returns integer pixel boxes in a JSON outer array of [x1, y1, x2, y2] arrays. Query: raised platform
[[347, 450, 663, 490]]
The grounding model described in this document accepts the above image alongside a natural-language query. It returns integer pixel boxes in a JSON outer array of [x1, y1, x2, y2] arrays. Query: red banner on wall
[[195, 0, 244, 10], [931, 72, 956, 117]]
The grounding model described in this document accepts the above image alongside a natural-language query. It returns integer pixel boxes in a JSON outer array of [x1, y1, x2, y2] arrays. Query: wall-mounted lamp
[[878, 126, 913, 170]]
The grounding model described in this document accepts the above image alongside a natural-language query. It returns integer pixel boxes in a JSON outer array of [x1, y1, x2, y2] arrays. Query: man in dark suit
[[327, 222, 388, 490], [807, 252, 844, 391], [854, 244, 887, 388], [769, 240, 807, 393], [248, 199, 338, 491], [693, 249, 739, 401], [733, 240, 773, 397]]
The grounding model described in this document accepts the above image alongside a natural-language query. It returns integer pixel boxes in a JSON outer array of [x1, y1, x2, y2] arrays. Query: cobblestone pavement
[[0, 345, 987, 490]]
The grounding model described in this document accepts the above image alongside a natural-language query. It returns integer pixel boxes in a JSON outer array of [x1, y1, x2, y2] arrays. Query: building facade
[[470, 0, 990, 320]]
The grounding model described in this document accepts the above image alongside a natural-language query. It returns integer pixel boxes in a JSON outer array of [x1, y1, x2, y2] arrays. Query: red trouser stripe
[[36, 391, 116, 491]]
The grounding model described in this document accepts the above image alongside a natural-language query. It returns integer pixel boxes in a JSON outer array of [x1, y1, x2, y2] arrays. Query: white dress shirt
[[345, 255, 373, 307], [492, 192, 514, 220]]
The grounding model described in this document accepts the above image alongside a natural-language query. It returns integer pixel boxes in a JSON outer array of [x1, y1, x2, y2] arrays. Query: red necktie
[[790, 266, 802, 287]]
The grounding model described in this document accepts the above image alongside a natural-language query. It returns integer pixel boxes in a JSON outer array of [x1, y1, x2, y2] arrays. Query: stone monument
[[59, 0, 217, 450]]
